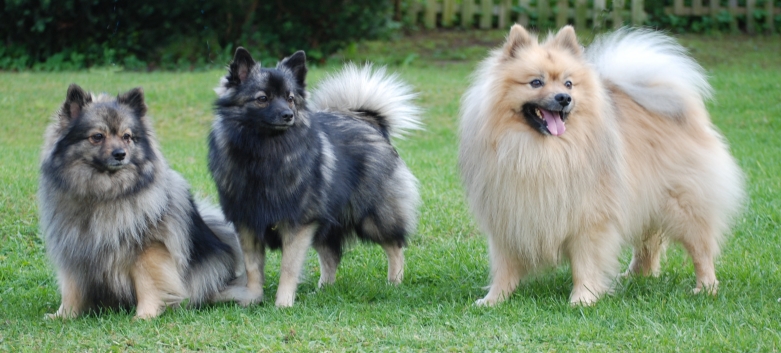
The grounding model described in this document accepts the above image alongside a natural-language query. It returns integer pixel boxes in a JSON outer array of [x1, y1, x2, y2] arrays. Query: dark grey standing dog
[[208, 48, 422, 307]]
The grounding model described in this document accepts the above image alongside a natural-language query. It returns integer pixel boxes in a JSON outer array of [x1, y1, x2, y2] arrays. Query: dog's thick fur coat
[[209, 49, 422, 307], [459, 25, 745, 305], [40, 85, 250, 319]]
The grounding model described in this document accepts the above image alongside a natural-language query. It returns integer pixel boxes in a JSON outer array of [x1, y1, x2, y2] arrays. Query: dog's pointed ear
[[117, 87, 147, 118], [503, 24, 534, 58], [550, 25, 582, 56], [62, 84, 92, 121], [228, 47, 257, 86], [279, 51, 307, 89]]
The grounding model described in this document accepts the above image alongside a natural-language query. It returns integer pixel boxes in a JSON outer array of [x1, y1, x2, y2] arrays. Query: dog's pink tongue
[[542, 109, 566, 136]]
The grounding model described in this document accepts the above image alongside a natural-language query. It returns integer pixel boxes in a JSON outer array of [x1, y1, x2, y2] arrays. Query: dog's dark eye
[[530, 79, 544, 88], [287, 95, 294, 103], [90, 133, 104, 143], [257, 96, 268, 103], [565, 80, 573, 89], [123, 133, 132, 142]]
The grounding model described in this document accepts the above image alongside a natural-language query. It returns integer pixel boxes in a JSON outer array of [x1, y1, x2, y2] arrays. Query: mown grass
[[1, 30, 779, 351]]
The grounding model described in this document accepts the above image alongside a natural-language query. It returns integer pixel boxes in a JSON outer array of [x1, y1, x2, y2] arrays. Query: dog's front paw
[[238, 293, 264, 307], [693, 280, 719, 296], [275, 293, 295, 308], [475, 297, 499, 307], [44, 306, 79, 320], [569, 289, 600, 307], [134, 303, 163, 320]]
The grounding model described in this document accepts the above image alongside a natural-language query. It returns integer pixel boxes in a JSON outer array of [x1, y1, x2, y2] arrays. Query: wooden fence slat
[[709, 0, 719, 17], [499, 0, 512, 28], [517, 0, 531, 27], [631, 0, 644, 25], [729, 0, 739, 32], [538, 0, 550, 27], [442, 0, 455, 27], [401, 0, 779, 33], [575, 0, 588, 29], [692, 0, 703, 15], [425, 0, 438, 29], [613, 0, 625, 28], [461, 0, 474, 28], [593, 0, 606, 28], [766, 0, 775, 33], [557, 0, 569, 27], [480, 0, 492, 29], [673, 0, 685, 15]]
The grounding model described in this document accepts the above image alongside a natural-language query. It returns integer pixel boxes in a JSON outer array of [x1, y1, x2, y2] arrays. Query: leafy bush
[[0, 0, 394, 71]]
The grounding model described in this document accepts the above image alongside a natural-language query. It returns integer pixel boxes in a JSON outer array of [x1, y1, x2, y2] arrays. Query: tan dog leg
[[382, 243, 404, 284], [476, 236, 525, 306], [567, 224, 622, 306], [275, 223, 317, 308], [45, 269, 84, 319], [314, 243, 340, 288], [131, 243, 185, 319]]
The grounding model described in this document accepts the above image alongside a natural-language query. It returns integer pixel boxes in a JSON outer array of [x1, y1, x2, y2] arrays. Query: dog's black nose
[[555, 93, 572, 107], [112, 149, 126, 161], [282, 110, 293, 123]]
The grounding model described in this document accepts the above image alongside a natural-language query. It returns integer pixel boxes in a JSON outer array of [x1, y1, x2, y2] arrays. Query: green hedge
[[0, 0, 393, 71]]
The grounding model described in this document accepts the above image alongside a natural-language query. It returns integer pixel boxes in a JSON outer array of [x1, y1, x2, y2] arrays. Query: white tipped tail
[[310, 64, 422, 139], [586, 28, 712, 118]]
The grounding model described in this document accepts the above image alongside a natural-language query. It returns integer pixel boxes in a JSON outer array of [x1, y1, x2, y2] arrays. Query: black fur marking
[[185, 198, 233, 266], [353, 109, 391, 140]]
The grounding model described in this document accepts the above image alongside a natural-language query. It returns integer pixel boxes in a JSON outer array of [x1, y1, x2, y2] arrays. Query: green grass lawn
[[1, 30, 779, 351]]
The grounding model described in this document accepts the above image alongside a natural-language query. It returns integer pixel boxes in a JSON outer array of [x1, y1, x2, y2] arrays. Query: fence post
[[709, 0, 719, 19], [613, 0, 625, 28], [593, 0, 606, 28], [575, 0, 588, 29], [480, 0, 493, 29], [539, 0, 550, 28], [631, 0, 645, 25], [462, 0, 474, 28], [728, 0, 739, 32], [424, 0, 438, 29], [766, 0, 775, 33], [442, 0, 456, 27], [555, 0, 568, 27], [499, 0, 512, 28], [746, 0, 756, 34], [518, 0, 531, 27], [692, 0, 703, 15]]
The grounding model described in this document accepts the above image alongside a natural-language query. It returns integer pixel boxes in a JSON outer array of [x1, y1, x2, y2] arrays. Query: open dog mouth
[[521, 103, 568, 136]]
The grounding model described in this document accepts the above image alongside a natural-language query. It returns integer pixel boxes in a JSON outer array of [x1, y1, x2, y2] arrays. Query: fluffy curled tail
[[586, 28, 712, 119], [310, 64, 422, 139], [196, 201, 246, 283]]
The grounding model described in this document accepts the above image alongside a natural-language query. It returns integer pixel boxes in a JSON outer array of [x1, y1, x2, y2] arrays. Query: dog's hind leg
[[663, 190, 722, 295], [314, 243, 340, 288], [476, 235, 526, 306], [382, 243, 404, 284], [276, 223, 317, 308], [624, 229, 667, 277], [46, 268, 85, 319]]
